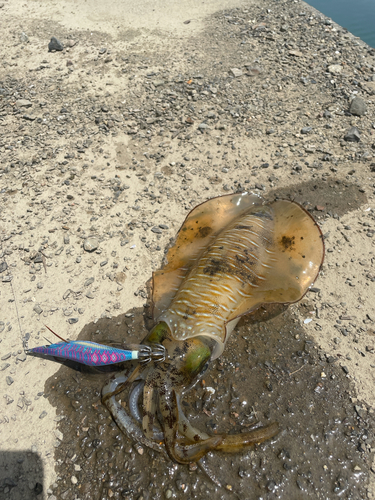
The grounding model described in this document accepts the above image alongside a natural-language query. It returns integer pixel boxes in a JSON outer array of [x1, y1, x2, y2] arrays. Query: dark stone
[[34, 483, 43, 494], [344, 127, 361, 142], [48, 37, 64, 52], [349, 97, 367, 116], [0, 261, 8, 273], [301, 126, 312, 134]]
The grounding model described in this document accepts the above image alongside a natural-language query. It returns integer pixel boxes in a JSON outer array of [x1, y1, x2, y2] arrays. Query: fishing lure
[[27, 326, 165, 366]]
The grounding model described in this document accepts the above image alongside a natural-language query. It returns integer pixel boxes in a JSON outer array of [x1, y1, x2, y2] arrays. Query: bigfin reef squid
[[102, 192, 324, 464]]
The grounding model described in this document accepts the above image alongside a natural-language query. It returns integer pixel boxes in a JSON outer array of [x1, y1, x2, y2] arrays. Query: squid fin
[[222, 199, 324, 340]]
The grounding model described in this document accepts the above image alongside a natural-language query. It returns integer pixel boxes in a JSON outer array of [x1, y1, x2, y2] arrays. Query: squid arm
[[159, 385, 279, 464]]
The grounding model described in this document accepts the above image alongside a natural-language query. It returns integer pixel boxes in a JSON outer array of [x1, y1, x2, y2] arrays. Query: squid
[[102, 192, 324, 464]]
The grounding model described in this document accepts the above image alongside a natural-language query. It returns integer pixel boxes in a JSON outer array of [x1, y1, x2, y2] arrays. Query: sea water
[[305, 0, 375, 48]]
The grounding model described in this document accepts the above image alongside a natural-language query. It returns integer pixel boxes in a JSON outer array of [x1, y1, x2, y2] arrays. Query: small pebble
[[48, 37, 64, 51], [33, 304, 43, 315], [55, 429, 63, 441], [17, 352, 26, 362], [83, 237, 99, 252], [20, 32, 29, 43], [230, 68, 242, 77]]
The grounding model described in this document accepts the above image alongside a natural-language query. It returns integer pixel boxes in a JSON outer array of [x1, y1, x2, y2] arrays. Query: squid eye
[[147, 322, 170, 344], [184, 340, 211, 376]]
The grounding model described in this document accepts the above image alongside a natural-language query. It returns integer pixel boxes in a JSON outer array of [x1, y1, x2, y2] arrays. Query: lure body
[[28, 341, 142, 366], [27, 328, 166, 366], [99, 192, 324, 464]]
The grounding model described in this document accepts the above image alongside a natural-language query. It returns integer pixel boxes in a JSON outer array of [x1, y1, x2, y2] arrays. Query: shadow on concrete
[[0, 451, 43, 500]]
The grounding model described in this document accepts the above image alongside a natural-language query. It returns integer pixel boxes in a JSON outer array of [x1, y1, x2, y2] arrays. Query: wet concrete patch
[[45, 307, 374, 500], [268, 179, 368, 218]]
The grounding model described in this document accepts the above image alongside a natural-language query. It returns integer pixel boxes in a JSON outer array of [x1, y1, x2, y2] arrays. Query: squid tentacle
[[129, 380, 164, 442], [128, 381, 144, 422], [142, 377, 160, 440], [160, 385, 223, 464], [102, 364, 143, 404], [176, 395, 210, 442], [129, 379, 210, 442], [162, 387, 279, 462], [216, 421, 280, 453], [102, 368, 166, 457]]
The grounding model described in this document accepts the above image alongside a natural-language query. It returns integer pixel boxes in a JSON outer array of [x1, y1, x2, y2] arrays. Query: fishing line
[[0, 237, 24, 347]]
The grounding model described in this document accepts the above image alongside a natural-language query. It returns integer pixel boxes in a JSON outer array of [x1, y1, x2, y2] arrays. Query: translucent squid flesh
[[102, 192, 324, 464]]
